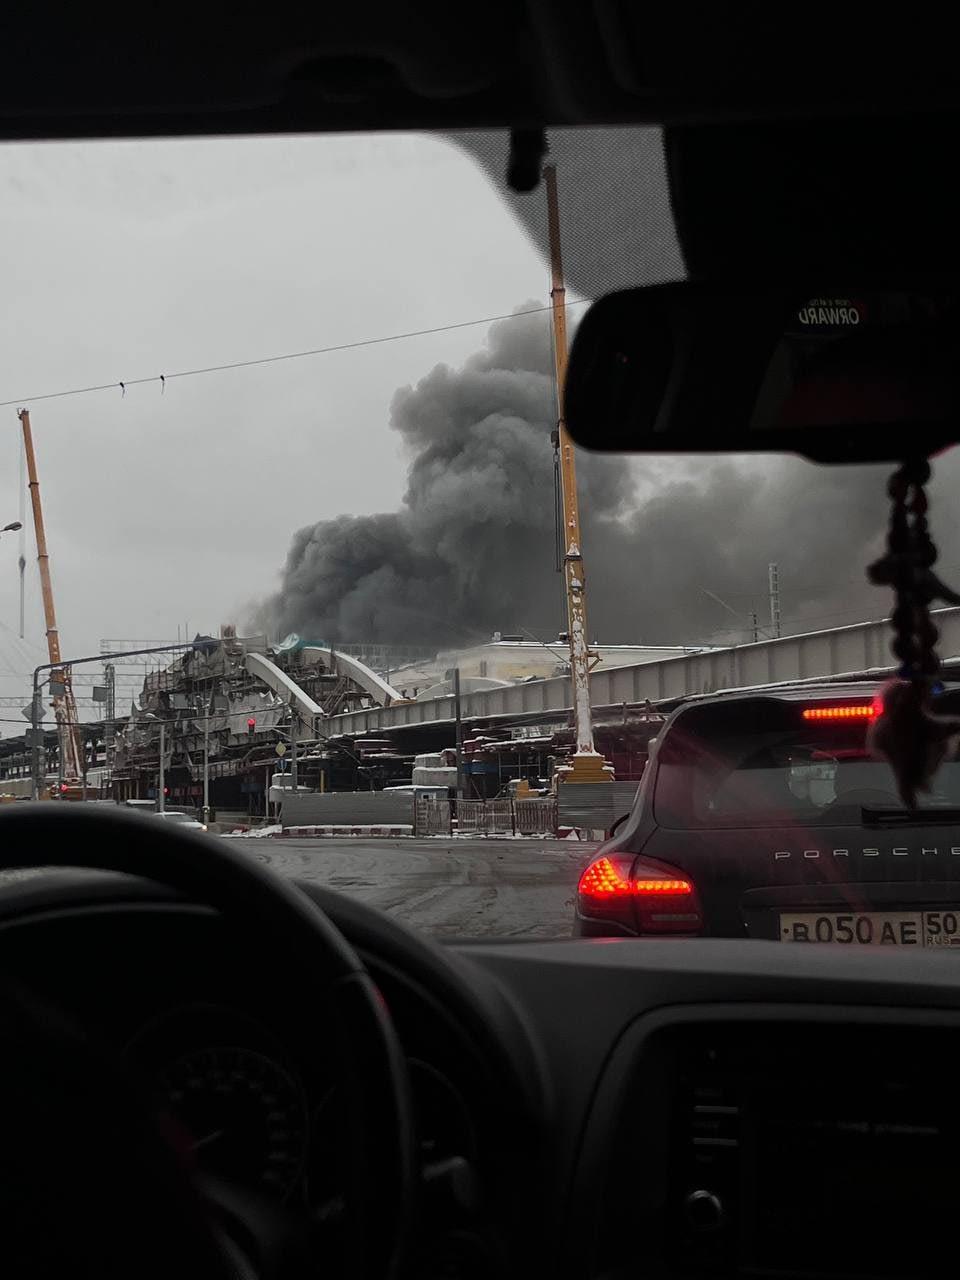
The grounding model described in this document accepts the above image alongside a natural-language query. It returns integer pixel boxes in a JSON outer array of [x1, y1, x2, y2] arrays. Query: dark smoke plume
[[257, 306, 960, 650]]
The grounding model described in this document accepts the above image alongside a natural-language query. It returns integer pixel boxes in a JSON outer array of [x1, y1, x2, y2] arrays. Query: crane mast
[[543, 164, 612, 784], [18, 409, 83, 786]]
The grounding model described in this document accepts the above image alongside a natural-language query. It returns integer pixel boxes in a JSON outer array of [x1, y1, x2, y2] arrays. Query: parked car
[[151, 811, 208, 832], [576, 682, 960, 943]]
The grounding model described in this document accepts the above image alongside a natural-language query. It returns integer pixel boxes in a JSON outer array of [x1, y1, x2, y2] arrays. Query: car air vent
[[670, 1038, 742, 1269], [689, 1081, 740, 1150]]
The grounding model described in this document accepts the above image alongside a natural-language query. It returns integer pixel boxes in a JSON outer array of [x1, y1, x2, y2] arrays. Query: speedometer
[[163, 1046, 308, 1199]]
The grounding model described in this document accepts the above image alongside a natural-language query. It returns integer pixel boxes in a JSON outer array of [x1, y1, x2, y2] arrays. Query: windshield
[[654, 708, 960, 829], [3, 129, 960, 945]]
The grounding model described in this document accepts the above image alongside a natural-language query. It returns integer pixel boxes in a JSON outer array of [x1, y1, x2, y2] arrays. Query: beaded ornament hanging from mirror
[[869, 458, 960, 806]]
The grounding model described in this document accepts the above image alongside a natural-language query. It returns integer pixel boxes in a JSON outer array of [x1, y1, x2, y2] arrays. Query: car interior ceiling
[[6, 6, 960, 1280]]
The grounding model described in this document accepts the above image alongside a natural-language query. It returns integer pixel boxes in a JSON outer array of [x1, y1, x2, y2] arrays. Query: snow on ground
[[221, 825, 283, 838]]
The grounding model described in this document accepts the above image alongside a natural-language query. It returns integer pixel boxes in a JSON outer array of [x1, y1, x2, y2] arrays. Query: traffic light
[[247, 717, 256, 740]]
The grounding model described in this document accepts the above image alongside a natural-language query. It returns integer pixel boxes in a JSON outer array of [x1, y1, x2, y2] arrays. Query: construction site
[[0, 623, 660, 824]]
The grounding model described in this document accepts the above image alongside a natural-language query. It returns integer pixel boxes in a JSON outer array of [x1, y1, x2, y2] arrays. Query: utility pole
[[768, 562, 782, 639], [18, 409, 83, 783], [29, 681, 43, 800], [543, 164, 611, 784], [290, 706, 299, 792], [453, 667, 465, 799], [158, 721, 166, 813], [195, 696, 211, 824], [201, 697, 211, 824], [103, 662, 115, 796]]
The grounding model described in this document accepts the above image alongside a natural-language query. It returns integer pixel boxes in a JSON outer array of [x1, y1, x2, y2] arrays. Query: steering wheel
[[0, 803, 417, 1280]]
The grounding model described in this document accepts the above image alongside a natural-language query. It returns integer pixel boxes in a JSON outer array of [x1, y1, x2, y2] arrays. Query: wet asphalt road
[[242, 837, 599, 939]]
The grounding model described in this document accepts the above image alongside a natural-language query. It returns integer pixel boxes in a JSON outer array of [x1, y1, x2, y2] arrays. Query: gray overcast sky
[[0, 132, 550, 705]]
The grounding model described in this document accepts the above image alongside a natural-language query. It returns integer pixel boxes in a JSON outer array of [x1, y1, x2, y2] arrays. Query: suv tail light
[[577, 852, 703, 935]]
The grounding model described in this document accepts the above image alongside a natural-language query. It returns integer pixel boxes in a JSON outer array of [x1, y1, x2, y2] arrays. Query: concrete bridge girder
[[310, 608, 960, 739]]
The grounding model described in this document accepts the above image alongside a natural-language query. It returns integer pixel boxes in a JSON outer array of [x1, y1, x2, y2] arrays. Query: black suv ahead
[[574, 682, 960, 948]]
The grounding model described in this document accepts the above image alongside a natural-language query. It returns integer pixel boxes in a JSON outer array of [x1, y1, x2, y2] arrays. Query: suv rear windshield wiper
[[860, 805, 960, 826]]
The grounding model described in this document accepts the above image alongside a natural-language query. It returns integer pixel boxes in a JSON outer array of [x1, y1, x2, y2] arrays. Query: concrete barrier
[[280, 791, 414, 827], [558, 780, 640, 831]]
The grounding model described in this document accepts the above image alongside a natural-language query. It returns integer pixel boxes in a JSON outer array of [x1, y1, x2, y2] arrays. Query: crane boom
[[18, 408, 83, 784]]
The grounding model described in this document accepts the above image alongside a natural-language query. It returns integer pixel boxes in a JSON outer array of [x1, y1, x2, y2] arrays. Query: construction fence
[[413, 796, 453, 836], [282, 784, 641, 837], [414, 796, 558, 837]]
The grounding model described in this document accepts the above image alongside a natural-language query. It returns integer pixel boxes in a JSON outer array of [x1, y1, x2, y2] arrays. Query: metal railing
[[427, 797, 559, 837], [514, 797, 559, 835], [413, 797, 453, 836]]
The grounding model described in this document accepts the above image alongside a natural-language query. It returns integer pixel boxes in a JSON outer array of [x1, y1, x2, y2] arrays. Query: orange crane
[[543, 164, 612, 784], [18, 409, 84, 790]]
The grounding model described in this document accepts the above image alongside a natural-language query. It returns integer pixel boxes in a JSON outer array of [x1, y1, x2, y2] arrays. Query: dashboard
[[3, 872, 960, 1279]]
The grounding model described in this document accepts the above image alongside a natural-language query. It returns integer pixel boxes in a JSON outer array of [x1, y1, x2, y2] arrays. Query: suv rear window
[[653, 695, 960, 829]]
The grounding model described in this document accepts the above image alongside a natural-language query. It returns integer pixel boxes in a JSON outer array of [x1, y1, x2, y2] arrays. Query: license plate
[[779, 910, 960, 947]]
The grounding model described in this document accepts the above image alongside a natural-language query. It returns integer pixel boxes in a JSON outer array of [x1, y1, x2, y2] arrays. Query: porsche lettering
[[774, 846, 960, 861]]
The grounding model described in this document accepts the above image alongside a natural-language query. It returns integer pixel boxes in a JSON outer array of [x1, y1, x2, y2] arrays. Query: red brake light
[[578, 857, 695, 900], [801, 701, 880, 721], [633, 877, 693, 895], [578, 853, 702, 935], [578, 856, 634, 897], [578, 856, 695, 900]]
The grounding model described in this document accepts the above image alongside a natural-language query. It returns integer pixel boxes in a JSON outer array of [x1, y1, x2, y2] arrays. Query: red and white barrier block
[[278, 824, 413, 838]]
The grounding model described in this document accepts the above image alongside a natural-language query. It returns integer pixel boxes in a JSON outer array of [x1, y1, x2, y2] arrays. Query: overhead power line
[[0, 299, 589, 410]]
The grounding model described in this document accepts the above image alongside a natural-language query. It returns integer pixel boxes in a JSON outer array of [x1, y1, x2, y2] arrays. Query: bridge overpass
[[4, 612, 952, 793], [310, 608, 960, 740]]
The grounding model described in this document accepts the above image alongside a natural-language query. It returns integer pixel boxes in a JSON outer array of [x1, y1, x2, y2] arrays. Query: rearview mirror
[[564, 284, 960, 463]]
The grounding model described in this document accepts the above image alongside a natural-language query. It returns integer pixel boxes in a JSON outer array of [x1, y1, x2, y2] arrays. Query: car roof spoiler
[[656, 663, 960, 715]]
